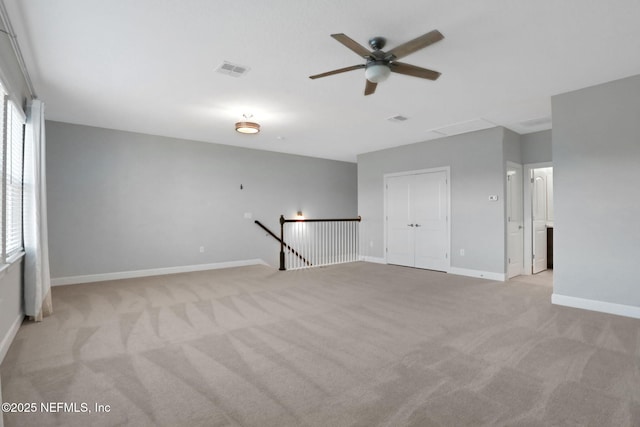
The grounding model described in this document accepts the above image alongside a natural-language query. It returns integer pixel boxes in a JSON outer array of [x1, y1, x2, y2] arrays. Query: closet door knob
[[407, 224, 414, 227]]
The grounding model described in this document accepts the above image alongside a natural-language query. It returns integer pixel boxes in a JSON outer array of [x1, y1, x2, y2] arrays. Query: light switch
[[488, 195, 498, 201]]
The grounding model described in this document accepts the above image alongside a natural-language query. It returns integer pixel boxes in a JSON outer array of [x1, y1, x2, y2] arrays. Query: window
[[5, 99, 25, 257], [0, 89, 25, 261]]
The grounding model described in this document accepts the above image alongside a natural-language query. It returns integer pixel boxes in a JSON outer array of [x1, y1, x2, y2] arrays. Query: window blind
[[5, 99, 24, 256]]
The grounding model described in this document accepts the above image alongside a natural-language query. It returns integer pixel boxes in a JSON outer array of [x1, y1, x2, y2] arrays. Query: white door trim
[[523, 162, 552, 275], [383, 167, 451, 272]]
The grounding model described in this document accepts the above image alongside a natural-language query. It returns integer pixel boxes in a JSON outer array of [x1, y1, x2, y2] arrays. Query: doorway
[[384, 167, 450, 272], [524, 163, 553, 275], [506, 162, 524, 278]]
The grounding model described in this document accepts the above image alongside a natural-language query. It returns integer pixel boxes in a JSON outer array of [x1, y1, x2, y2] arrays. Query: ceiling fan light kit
[[310, 30, 444, 95], [365, 62, 391, 83]]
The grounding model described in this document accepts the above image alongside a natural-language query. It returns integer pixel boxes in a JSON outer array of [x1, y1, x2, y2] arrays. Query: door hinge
[[532, 254, 535, 259], [508, 257, 511, 263], [386, 247, 388, 253], [531, 178, 534, 183], [445, 252, 448, 259]]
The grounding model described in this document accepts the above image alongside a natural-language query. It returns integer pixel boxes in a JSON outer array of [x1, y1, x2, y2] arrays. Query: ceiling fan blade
[[390, 62, 441, 80], [309, 64, 365, 79], [364, 79, 377, 96], [387, 30, 444, 60], [331, 33, 372, 58]]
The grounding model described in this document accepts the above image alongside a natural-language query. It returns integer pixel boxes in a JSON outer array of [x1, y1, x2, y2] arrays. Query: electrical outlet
[[199, 246, 205, 253]]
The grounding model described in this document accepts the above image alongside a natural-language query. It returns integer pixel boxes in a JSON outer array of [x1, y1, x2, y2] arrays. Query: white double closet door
[[385, 169, 449, 272]]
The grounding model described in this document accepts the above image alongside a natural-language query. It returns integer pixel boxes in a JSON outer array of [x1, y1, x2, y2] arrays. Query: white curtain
[[23, 99, 52, 321]]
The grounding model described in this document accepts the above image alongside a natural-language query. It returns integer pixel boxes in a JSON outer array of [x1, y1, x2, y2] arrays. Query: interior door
[[386, 174, 414, 266], [507, 163, 524, 278], [386, 170, 449, 271], [413, 171, 449, 271], [532, 169, 548, 273]]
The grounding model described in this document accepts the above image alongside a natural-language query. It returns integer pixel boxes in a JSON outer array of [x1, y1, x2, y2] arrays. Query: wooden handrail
[[281, 216, 361, 223], [254, 220, 312, 268]]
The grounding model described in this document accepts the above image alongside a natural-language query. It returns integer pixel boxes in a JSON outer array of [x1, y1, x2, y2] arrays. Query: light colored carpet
[[1, 262, 639, 426]]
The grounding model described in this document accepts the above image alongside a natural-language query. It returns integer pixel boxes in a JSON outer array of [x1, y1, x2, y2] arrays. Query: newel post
[[279, 215, 286, 271]]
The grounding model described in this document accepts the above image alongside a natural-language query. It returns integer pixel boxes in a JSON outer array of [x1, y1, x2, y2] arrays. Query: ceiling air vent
[[216, 61, 250, 77], [387, 115, 409, 123]]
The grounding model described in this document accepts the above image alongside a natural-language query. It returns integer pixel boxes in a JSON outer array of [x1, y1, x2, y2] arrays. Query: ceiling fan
[[309, 30, 444, 95]]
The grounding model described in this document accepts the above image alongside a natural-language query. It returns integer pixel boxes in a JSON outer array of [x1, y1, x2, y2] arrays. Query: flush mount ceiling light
[[235, 121, 260, 134], [235, 113, 260, 134]]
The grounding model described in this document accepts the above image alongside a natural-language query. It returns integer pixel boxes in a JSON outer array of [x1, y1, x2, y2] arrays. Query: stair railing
[[279, 215, 361, 271], [254, 220, 312, 267]]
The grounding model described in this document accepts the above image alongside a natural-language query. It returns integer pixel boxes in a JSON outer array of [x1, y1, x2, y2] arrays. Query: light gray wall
[[357, 127, 510, 274], [46, 121, 357, 278], [503, 128, 522, 164], [552, 74, 640, 307], [522, 130, 552, 164], [0, 264, 22, 362]]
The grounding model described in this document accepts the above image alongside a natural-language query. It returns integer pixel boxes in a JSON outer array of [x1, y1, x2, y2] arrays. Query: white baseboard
[[359, 256, 386, 264], [449, 267, 506, 282], [552, 293, 640, 319], [51, 259, 269, 286], [0, 312, 23, 364], [358, 259, 505, 281]]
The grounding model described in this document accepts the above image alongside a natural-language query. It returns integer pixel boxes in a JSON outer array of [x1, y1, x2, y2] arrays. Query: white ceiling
[[5, 0, 640, 162]]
